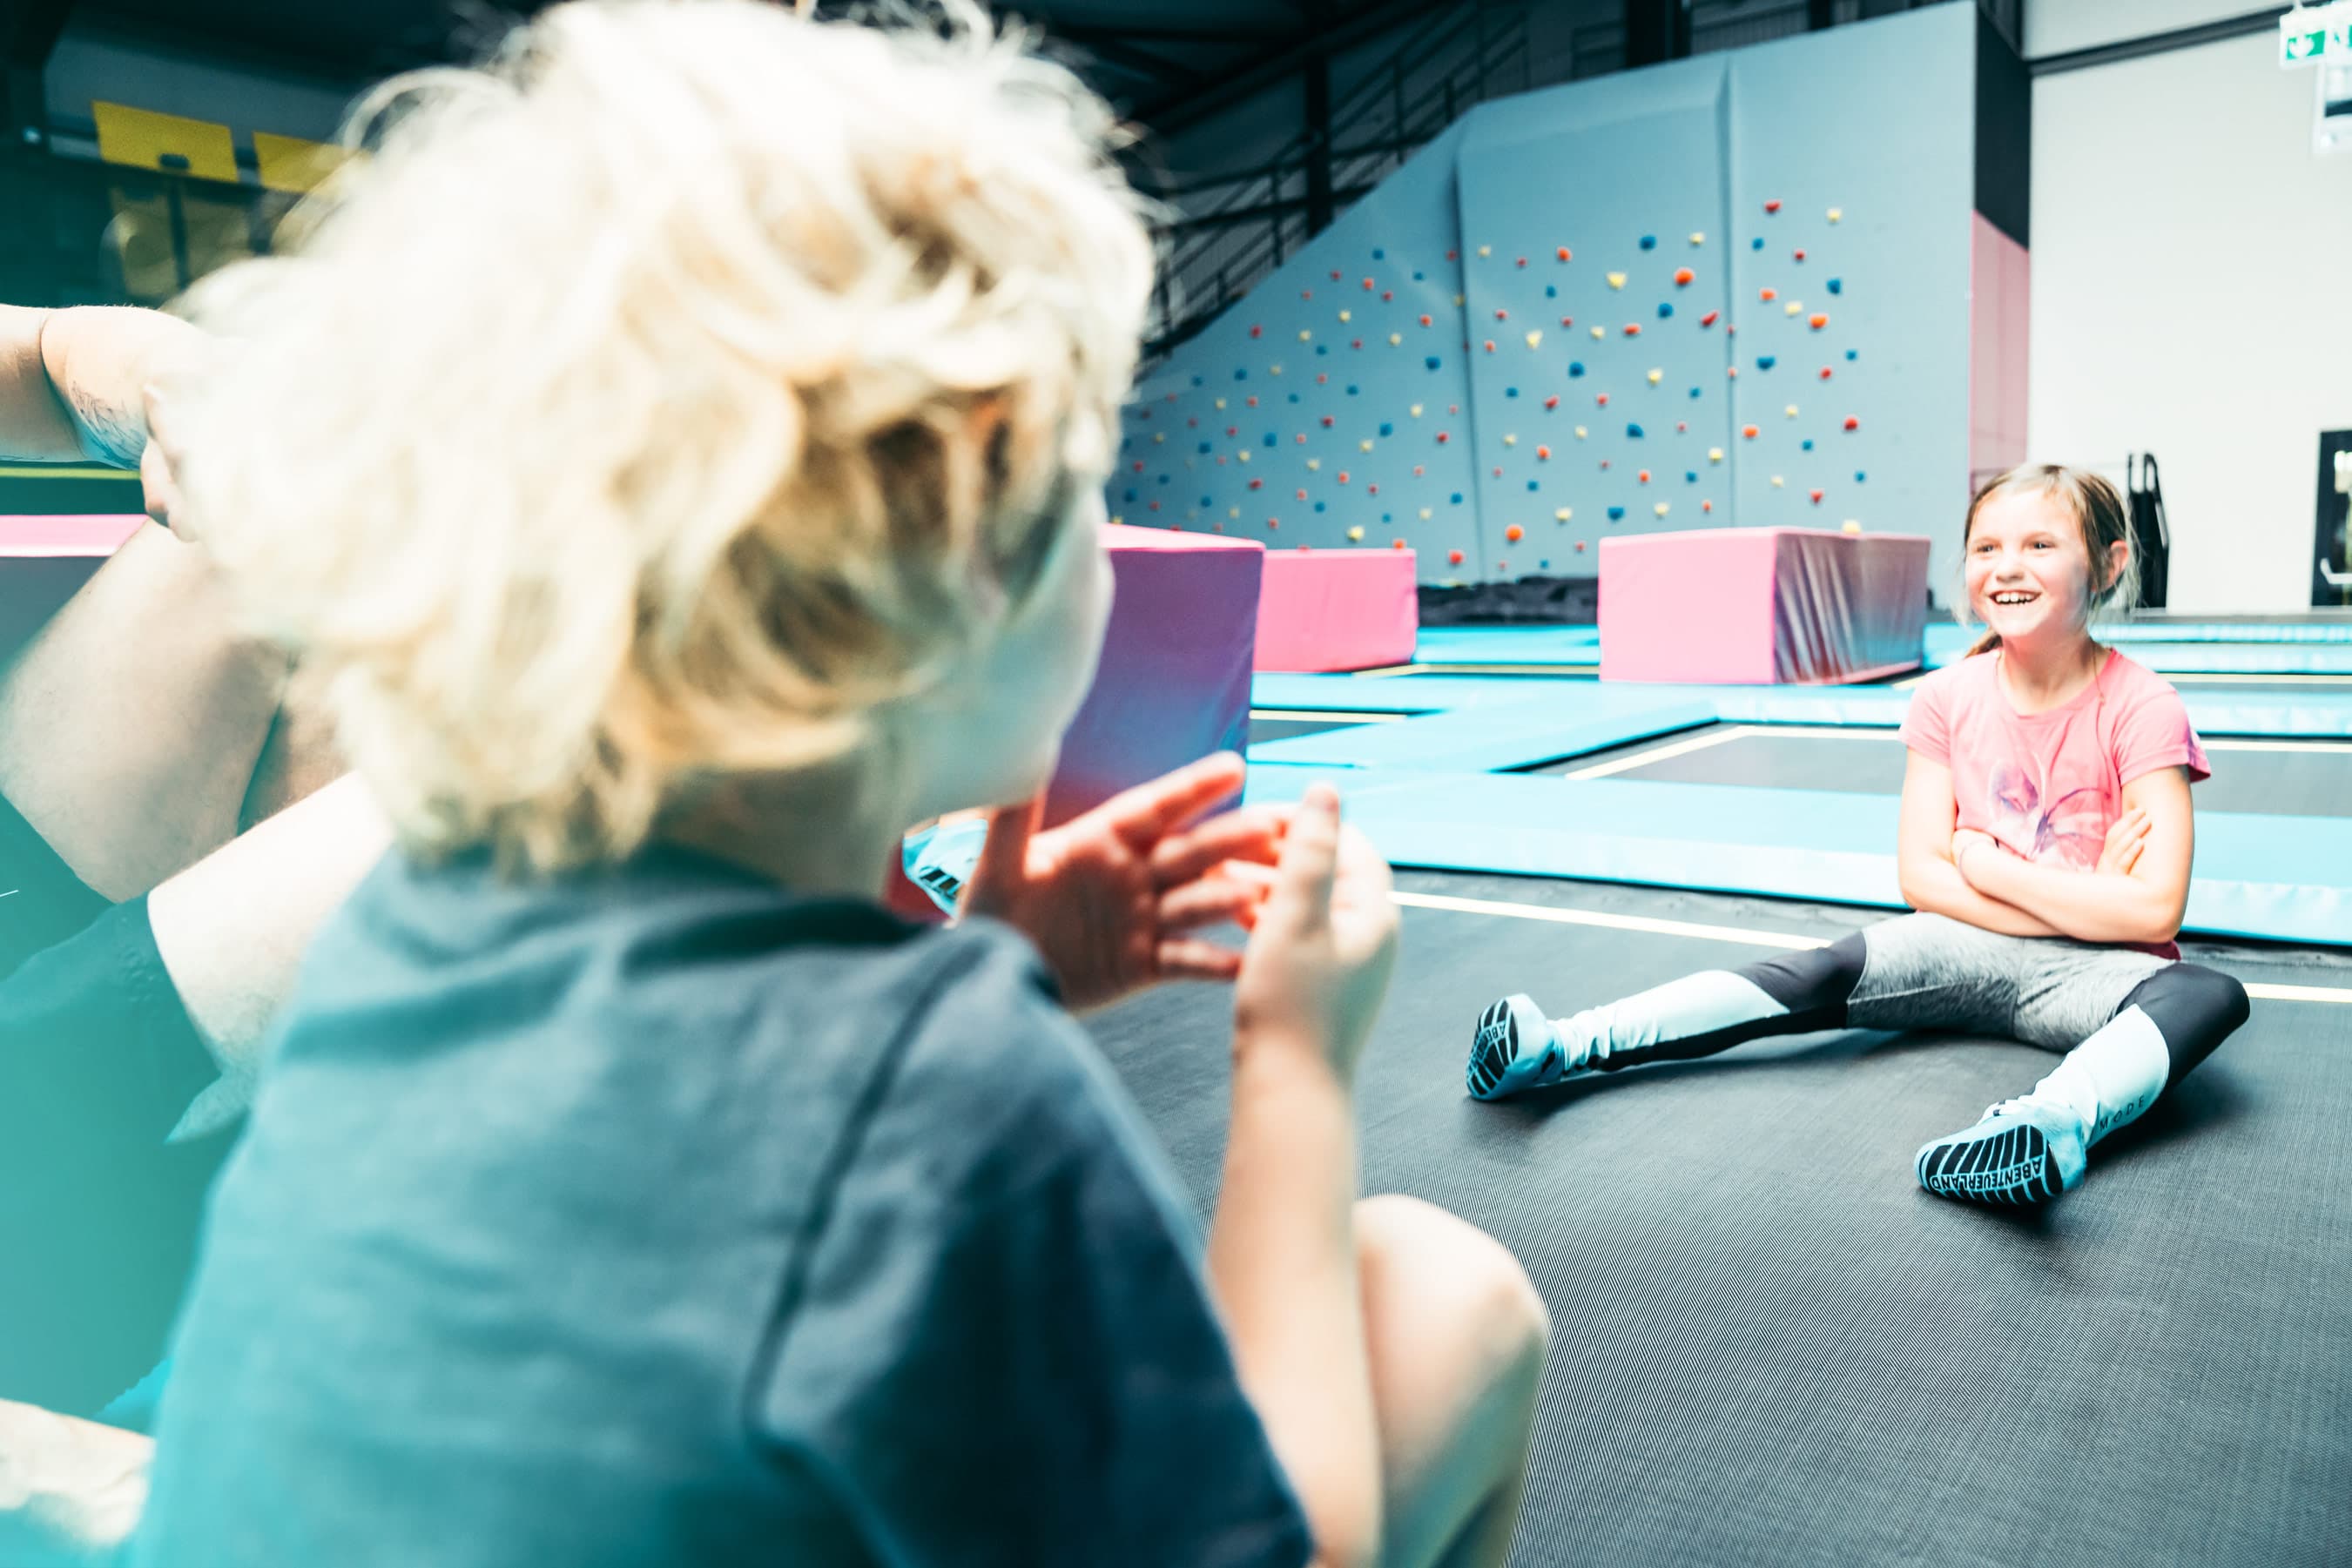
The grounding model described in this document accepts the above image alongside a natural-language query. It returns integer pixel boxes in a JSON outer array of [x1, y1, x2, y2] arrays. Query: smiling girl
[[1466, 464, 2249, 1208]]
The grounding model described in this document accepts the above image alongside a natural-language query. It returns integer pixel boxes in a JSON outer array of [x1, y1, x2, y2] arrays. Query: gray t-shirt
[[131, 845, 1310, 1568]]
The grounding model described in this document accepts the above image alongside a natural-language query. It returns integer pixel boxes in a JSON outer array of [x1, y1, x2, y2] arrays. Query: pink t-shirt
[[1901, 647, 2208, 874]]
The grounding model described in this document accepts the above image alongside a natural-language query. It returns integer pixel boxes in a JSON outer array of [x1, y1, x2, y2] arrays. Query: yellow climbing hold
[[1215, 398, 1227, 409], [1454, 293, 1466, 306], [1229, 506, 1241, 517], [1591, 326, 1606, 340], [1827, 207, 1843, 223], [1478, 245, 1492, 258], [1654, 502, 1669, 517], [1154, 432, 1165, 442], [1109, 515, 1122, 525], [1708, 448, 1724, 461], [1504, 434, 1518, 447], [1419, 507, 1433, 520], [1689, 232, 1705, 246], [1785, 301, 1803, 316], [1842, 520, 1862, 534], [1338, 309, 1351, 322], [1555, 507, 1573, 522], [1526, 329, 1543, 349], [1306, 458, 1321, 470], [1348, 525, 1365, 542], [1647, 368, 1663, 386], [1771, 474, 1785, 488], [1785, 404, 1799, 418], [1298, 329, 1311, 340], [1389, 333, 1402, 345], [1411, 403, 1425, 417], [1238, 450, 1250, 462], [1575, 426, 1589, 439], [1270, 364, 1283, 374], [1607, 272, 1628, 289], [1360, 439, 1374, 452]]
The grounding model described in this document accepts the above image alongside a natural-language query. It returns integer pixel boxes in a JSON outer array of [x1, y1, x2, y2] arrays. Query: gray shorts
[[1848, 913, 2173, 1053]]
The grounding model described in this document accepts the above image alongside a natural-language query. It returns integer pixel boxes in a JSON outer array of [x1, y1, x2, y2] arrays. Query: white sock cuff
[[2039, 1004, 2171, 1145]]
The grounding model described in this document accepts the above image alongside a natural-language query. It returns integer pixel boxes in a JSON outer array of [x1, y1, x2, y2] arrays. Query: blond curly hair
[[179, 0, 1152, 872]]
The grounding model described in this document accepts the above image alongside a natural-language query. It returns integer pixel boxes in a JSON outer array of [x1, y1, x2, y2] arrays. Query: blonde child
[[127, 4, 1549, 1565], [1469, 466, 2248, 1207]]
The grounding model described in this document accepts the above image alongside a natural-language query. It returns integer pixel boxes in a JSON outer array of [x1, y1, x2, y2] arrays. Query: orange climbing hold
[[1596, 394, 1610, 407], [1760, 287, 1777, 302], [1742, 424, 1760, 439], [1624, 323, 1642, 336], [1809, 313, 1829, 330], [1485, 340, 1497, 353], [1556, 246, 1572, 261], [1448, 548, 1465, 565], [1674, 267, 1695, 286], [1536, 445, 1552, 460], [1638, 469, 1650, 483], [1506, 524, 1525, 542]]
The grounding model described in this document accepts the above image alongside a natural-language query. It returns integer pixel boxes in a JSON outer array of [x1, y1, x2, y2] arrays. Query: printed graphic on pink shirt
[[1984, 761, 2106, 871]]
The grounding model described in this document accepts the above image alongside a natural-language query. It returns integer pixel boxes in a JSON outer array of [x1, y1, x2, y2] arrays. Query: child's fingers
[[1149, 807, 1286, 887], [1157, 878, 1261, 931], [1156, 936, 1244, 982], [969, 794, 1043, 898], [1269, 785, 1343, 916]]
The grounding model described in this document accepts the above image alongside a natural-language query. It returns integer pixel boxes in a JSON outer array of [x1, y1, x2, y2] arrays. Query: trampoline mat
[[1533, 727, 2352, 818], [1087, 871, 2352, 1567]]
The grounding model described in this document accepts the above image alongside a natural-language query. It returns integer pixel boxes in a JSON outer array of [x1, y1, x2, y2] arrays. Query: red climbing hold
[[1448, 548, 1465, 564], [1820, 367, 1833, 380], [1516, 256, 1527, 267], [1446, 249, 1458, 261], [1295, 488, 1308, 501], [1624, 323, 1642, 336], [1351, 340, 1362, 349], [1437, 431, 1450, 442], [1338, 471, 1350, 483], [1700, 310, 1720, 327], [1249, 478, 1264, 489], [1809, 489, 1823, 503], [1843, 416, 1860, 431], [1330, 269, 1342, 280], [1536, 445, 1552, 460], [1492, 467, 1503, 478], [1794, 249, 1807, 262], [1638, 469, 1651, 483], [1597, 394, 1610, 407], [1250, 324, 1263, 338], [1420, 314, 1433, 326], [1484, 340, 1497, 353], [1363, 277, 1375, 289], [1764, 199, 1783, 213], [1544, 394, 1560, 409], [1392, 539, 1405, 549]]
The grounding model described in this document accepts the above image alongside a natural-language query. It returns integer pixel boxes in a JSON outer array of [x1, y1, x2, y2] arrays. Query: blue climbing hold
[[1827, 278, 1843, 295], [1526, 480, 1540, 492], [1802, 440, 1815, 451], [1157, 474, 1169, 484], [1545, 285, 1557, 298], [1451, 492, 1465, 504], [1846, 349, 1858, 361], [1540, 559, 1550, 569], [1191, 374, 1203, 387], [1751, 237, 1764, 251], [1122, 488, 1136, 501], [1658, 302, 1675, 319], [1288, 393, 1300, 403], [1201, 495, 1211, 505], [1379, 421, 1394, 436], [1314, 501, 1326, 512], [1608, 505, 1627, 521], [1426, 356, 1442, 370], [1641, 235, 1657, 250], [1236, 368, 1248, 380], [1758, 355, 1776, 370], [1373, 248, 1386, 259], [1628, 423, 1645, 439], [1506, 387, 1520, 398], [1412, 270, 1425, 280], [1315, 345, 1328, 355], [1856, 471, 1867, 482], [1383, 512, 1392, 522], [1347, 384, 1360, 395], [1264, 434, 1276, 447], [1569, 361, 1586, 378], [1688, 387, 1702, 399], [1197, 441, 1210, 454], [1685, 471, 1697, 482]]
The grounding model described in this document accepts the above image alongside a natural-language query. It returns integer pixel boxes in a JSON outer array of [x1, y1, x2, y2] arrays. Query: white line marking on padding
[[1560, 726, 1753, 780], [1390, 892, 2352, 1003]]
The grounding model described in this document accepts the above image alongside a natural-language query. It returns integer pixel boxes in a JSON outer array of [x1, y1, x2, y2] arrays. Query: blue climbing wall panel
[[1117, 3, 1981, 591]]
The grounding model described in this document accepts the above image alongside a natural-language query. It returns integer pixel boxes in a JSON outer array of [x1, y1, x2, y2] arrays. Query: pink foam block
[[1044, 524, 1264, 824], [1599, 527, 1931, 684], [0, 514, 145, 661], [1254, 548, 1419, 673]]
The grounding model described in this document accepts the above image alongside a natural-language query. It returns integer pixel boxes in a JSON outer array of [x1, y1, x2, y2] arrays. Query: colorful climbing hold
[[1638, 469, 1651, 483], [1506, 524, 1525, 542], [1761, 287, 1777, 302], [1299, 329, 1312, 340], [1390, 333, 1402, 345], [1648, 368, 1664, 385], [1742, 425, 1760, 440], [1702, 501, 1713, 513], [1526, 330, 1543, 350], [1785, 404, 1799, 419], [1426, 356, 1442, 370], [1802, 440, 1814, 452], [1607, 272, 1628, 289], [1842, 520, 1861, 534], [1771, 475, 1784, 488], [1856, 471, 1867, 482], [1503, 434, 1517, 447], [1477, 245, 1491, 258], [1556, 246, 1572, 261], [1569, 361, 1586, 378], [1809, 489, 1824, 504], [1411, 404, 1423, 417], [1809, 313, 1829, 330], [1658, 302, 1675, 319], [1827, 279, 1843, 295], [1448, 548, 1464, 564], [1575, 426, 1588, 439], [1607, 506, 1626, 521], [1793, 249, 1806, 263], [1338, 309, 1351, 322], [1628, 422, 1645, 439], [1675, 267, 1695, 286], [1819, 367, 1833, 380], [1537, 445, 1551, 460], [1701, 310, 1720, 327], [1597, 394, 1610, 407], [1751, 237, 1764, 251], [1250, 324, 1263, 338], [1591, 326, 1605, 340], [1544, 394, 1560, 409], [1624, 324, 1641, 336], [1843, 416, 1860, 431], [1846, 349, 1858, 361], [1689, 232, 1706, 246], [1764, 199, 1782, 213], [1555, 507, 1573, 522], [1484, 340, 1496, 353], [1758, 355, 1776, 370], [1640, 235, 1657, 250], [1827, 207, 1843, 224], [1437, 431, 1450, 442], [1654, 502, 1669, 517]]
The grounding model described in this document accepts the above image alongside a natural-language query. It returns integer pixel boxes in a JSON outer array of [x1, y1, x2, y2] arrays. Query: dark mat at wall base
[[1083, 874, 2352, 1567]]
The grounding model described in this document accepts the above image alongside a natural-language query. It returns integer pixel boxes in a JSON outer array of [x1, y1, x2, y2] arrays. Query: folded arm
[[1896, 750, 2065, 939], [1954, 766, 2194, 946]]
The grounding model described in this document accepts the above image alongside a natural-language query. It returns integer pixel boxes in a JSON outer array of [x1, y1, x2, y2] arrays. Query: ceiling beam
[[1133, 0, 1435, 137]]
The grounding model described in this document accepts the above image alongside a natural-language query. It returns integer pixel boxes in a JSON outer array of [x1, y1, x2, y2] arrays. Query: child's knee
[[1356, 1195, 1550, 1378]]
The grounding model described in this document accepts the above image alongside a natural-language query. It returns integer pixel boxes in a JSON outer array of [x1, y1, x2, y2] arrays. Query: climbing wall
[[1118, 3, 1982, 592]]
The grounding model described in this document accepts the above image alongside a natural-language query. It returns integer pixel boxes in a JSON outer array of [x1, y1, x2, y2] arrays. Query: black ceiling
[[64, 0, 1408, 138]]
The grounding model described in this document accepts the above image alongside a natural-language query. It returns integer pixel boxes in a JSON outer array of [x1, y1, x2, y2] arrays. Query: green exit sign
[[2282, 3, 2352, 66]]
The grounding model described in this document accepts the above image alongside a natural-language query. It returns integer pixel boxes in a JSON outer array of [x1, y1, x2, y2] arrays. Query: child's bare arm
[[1207, 787, 1395, 1568], [1894, 750, 2065, 938], [1953, 766, 2194, 946]]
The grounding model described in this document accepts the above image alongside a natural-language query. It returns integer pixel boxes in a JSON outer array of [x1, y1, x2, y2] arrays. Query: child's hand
[[2096, 807, 2151, 876], [1230, 784, 1397, 1080], [1951, 828, 2003, 885]]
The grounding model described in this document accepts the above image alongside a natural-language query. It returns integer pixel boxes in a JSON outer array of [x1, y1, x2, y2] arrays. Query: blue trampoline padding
[[1414, 626, 1601, 664], [1250, 674, 1542, 712], [1242, 765, 2352, 946], [1250, 688, 1712, 771]]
